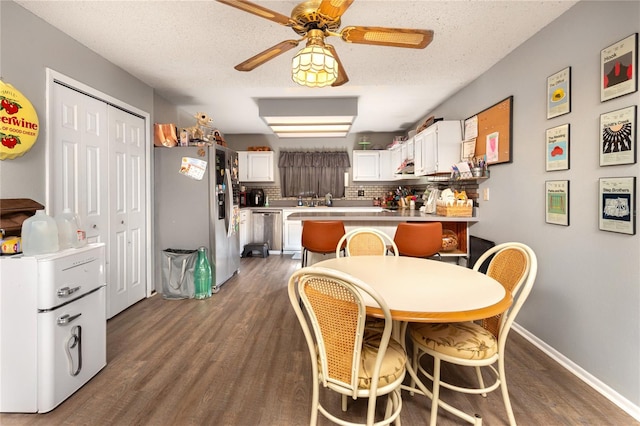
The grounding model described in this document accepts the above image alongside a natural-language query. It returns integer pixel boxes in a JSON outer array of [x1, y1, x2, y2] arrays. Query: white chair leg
[[410, 345, 420, 394], [393, 390, 402, 426], [499, 360, 517, 426], [429, 356, 441, 426], [310, 384, 319, 426], [384, 394, 393, 420], [366, 395, 377, 426], [475, 366, 487, 397], [341, 394, 348, 412]]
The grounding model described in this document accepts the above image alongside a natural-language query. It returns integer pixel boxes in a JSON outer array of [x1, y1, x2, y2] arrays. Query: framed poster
[[599, 105, 636, 166], [545, 124, 570, 171], [601, 33, 638, 102], [545, 180, 570, 226], [599, 176, 636, 235], [547, 67, 571, 119]]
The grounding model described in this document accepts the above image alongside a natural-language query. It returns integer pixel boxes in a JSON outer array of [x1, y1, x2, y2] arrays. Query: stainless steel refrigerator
[[155, 145, 240, 291]]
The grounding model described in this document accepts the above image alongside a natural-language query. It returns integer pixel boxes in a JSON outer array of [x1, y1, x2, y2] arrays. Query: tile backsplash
[[244, 180, 481, 205]]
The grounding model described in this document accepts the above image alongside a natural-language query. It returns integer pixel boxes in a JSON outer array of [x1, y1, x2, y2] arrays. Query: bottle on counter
[[56, 208, 87, 249], [21, 210, 59, 256], [193, 246, 212, 299]]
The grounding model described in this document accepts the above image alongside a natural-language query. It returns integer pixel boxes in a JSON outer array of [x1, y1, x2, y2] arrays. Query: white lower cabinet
[[239, 209, 251, 255], [283, 209, 303, 253]]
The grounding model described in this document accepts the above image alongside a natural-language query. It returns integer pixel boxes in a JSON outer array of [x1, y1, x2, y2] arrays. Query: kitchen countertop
[[286, 209, 477, 222]]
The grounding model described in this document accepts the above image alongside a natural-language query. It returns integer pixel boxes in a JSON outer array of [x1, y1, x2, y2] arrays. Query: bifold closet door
[[50, 83, 147, 319], [50, 83, 109, 244], [107, 106, 146, 318]]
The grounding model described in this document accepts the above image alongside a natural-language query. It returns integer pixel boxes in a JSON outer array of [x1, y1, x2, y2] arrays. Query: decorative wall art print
[[599, 105, 636, 166], [547, 67, 571, 119], [545, 180, 570, 226], [601, 33, 638, 102], [599, 176, 636, 235], [545, 124, 570, 171]]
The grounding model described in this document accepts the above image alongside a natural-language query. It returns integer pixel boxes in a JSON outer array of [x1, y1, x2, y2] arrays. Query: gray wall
[[0, 1, 156, 204], [420, 1, 640, 408]]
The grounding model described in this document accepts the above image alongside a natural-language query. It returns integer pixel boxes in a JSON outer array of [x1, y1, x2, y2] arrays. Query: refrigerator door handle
[[57, 313, 82, 325], [224, 168, 233, 237], [65, 325, 83, 376], [57, 286, 81, 298]]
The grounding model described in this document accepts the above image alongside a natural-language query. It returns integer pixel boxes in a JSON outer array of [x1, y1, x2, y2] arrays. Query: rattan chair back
[[473, 243, 533, 340], [335, 228, 399, 257]]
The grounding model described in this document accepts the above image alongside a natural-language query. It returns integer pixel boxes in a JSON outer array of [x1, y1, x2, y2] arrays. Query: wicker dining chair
[[288, 267, 407, 426], [392, 222, 443, 259], [335, 228, 399, 257], [408, 242, 537, 426]]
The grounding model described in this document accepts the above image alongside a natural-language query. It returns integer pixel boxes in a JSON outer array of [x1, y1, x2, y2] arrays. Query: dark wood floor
[[2, 255, 637, 425]]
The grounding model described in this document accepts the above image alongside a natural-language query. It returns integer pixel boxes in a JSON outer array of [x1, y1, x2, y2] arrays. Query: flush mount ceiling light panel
[[217, 0, 434, 88], [258, 97, 357, 138]]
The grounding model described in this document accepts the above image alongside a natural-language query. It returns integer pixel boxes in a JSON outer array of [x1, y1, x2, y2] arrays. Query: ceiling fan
[[216, 0, 434, 87]]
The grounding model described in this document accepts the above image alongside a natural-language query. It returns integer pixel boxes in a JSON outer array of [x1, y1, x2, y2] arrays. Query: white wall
[[421, 0, 640, 411]]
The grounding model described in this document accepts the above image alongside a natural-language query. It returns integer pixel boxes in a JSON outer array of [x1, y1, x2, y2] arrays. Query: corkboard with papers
[[465, 96, 513, 165]]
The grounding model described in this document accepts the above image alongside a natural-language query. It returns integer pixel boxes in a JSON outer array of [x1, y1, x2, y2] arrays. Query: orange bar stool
[[393, 222, 443, 259], [301, 221, 346, 267]]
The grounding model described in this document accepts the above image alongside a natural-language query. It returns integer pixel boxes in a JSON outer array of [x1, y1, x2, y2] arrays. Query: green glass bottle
[[194, 247, 212, 299]]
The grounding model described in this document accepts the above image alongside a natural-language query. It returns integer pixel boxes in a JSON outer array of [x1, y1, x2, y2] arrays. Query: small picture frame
[[545, 180, 570, 226], [599, 105, 636, 166], [545, 124, 570, 171], [601, 33, 638, 102], [547, 67, 571, 119], [599, 176, 636, 235]]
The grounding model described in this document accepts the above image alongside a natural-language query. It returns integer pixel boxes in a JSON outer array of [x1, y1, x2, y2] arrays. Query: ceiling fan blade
[[217, 0, 293, 26], [340, 26, 434, 49], [326, 44, 349, 87], [317, 0, 355, 20], [234, 40, 300, 72]]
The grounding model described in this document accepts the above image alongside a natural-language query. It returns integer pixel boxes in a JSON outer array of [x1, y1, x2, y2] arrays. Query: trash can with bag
[[161, 248, 197, 299]]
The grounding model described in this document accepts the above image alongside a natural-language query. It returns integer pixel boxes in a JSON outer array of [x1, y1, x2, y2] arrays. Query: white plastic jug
[[56, 208, 87, 249], [21, 210, 59, 256]]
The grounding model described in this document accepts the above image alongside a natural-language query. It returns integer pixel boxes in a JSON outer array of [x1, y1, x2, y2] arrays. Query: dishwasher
[[251, 210, 283, 253]]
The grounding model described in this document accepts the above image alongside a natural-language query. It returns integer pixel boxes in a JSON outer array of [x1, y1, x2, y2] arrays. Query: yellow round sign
[[0, 80, 40, 160]]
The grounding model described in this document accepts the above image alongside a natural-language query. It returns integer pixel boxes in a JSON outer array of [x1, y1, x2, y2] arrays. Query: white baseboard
[[512, 323, 640, 422]]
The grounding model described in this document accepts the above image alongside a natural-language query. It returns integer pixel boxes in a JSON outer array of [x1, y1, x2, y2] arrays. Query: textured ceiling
[[15, 0, 578, 135]]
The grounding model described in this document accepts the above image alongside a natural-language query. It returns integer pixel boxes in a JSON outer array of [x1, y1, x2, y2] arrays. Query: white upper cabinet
[[239, 151, 274, 182], [414, 121, 462, 176], [353, 150, 402, 181], [352, 150, 381, 181]]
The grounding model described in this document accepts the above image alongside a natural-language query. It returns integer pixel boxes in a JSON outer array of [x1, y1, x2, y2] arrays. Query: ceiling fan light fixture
[[291, 44, 338, 87]]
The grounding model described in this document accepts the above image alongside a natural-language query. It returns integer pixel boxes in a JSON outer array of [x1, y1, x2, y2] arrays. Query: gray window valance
[[278, 151, 351, 198]]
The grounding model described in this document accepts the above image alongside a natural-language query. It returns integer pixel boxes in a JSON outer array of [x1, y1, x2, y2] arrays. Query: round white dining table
[[314, 255, 512, 323]]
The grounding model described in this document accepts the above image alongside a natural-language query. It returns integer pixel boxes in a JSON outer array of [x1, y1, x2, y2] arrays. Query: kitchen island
[[286, 208, 477, 223], [285, 208, 477, 262]]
